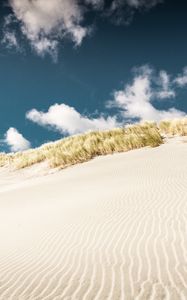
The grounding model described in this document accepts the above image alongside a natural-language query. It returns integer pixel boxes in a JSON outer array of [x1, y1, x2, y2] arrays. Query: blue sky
[[0, 0, 187, 152]]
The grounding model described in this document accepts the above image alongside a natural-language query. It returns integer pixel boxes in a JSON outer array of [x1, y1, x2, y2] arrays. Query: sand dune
[[0, 137, 187, 300]]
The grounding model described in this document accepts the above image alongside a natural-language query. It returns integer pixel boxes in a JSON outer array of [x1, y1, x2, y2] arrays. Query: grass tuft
[[159, 118, 187, 136]]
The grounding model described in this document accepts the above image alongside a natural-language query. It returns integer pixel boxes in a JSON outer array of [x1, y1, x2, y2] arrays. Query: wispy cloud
[[174, 67, 187, 87], [2, 31, 20, 50], [4, 127, 31, 152], [156, 70, 175, 99], [26, 103, 118, 135], [2, 0, 163, 59], [107, 0, 163, 25], [1, 14, 21, 51]]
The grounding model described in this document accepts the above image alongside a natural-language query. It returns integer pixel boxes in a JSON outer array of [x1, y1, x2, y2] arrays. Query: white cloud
[[7, 0, 88, 58], [4, 0, 163, 58], [5, 127, 31, 152], [109, 66, 186, 122], [174, 67, 187, 87], [26, 103, 118, 135]]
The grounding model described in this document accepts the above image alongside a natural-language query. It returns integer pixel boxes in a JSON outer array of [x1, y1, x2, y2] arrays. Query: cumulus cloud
[[5, 127, 31, 152], [6, 0, 88, 59], [109, 66, 186, 122], [26, 103, 118, 135], [174, 67, 187, 87], [3, 0, 163, 58]]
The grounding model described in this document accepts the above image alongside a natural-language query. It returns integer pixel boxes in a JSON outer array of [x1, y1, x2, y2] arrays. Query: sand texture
[[0, 137, 187, 300]]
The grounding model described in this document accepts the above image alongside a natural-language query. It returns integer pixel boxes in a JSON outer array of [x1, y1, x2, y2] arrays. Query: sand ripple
[[0, 138, 187, 299]]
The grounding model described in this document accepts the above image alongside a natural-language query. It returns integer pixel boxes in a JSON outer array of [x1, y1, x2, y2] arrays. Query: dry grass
[[1, 118, 187, 170], [0, 122, 163, 170], [159, 118, 187, 136], [0, 153, 8, 167]]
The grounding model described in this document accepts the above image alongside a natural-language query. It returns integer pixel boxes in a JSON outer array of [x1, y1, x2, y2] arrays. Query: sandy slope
[[0, 137, 187, 300]]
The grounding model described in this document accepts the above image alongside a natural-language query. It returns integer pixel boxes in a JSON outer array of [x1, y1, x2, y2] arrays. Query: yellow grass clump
[[0, 122, 163, 170], [159, 118, 187, 136]]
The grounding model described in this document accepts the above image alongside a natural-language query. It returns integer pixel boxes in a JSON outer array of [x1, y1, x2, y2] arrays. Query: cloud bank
[[5, 127, 31, 152], [3, 0, 163, 58]]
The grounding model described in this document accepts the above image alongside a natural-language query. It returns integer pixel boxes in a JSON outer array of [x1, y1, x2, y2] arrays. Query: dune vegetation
[[0, 118, 187, 170], [159, 117, 187, 136]]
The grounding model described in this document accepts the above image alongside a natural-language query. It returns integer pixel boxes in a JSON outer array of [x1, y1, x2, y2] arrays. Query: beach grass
[[0, 118, 187, 170], [159, 118, 187, 136]]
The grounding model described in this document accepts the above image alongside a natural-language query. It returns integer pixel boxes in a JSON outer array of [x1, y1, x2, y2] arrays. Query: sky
[[0, 0, 187, 152]]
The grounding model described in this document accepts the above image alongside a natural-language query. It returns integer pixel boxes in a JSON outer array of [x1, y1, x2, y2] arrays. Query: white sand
[[0, 137, 187, 300]]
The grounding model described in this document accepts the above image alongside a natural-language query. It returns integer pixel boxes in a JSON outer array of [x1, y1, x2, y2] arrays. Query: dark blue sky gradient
[[0, 0, 187, 150]]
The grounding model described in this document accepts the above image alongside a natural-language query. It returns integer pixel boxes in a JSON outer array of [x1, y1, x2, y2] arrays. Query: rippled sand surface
[[0, 138, 187, 300]]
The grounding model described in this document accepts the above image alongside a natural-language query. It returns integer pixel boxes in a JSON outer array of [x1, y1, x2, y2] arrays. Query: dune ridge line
[[1, 118, 187, 171]]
